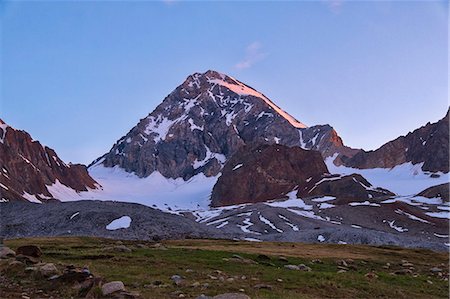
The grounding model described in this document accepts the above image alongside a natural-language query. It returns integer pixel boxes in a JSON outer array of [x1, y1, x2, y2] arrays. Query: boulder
[[16, 245, 42, 258], [15, 254, 39, 265], [102, 281, 125, 296], [0, 246, 15, 259], [284, 265, 300, 271], [39, 263, 59, 277]]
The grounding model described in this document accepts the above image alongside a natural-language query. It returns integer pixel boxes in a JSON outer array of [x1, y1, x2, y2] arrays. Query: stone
[[257, 254, 270, 261], [102, 281, 125, 296], [39, 263, 59, 277], [393, 269, 412, 275], [171, 275, 183, 285], [113, 245, 132, 253], [402, 262, 414, 267], [0, 246, 16, 259], [278, 257, 289, 262], [16, 245, 42, 258], [24, 266, 38, 273], [430, 267, 443, 273], [298, 264, 312, 271], [284, 264, 300, 270], [254, 284, 273, 290], [365, 272, 378, 279], [15, 254, 39, 265], [311, 259, 323, 264], [337, 270, 347, 274], [338, 260, 348, 267], [213, 293, 251, 299]]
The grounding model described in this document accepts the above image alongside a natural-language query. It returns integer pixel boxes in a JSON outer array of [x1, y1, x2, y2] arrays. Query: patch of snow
[[265, 190, 313, 210], [348, 201, 380, 207], [259, 214, 283, 233], [237, 217, 260, 235], [384, 220, 408, 232], [278, 214, 299, 231], [425, 211, 450, 219], [106, 216, 132, 230], [338, 241, 347, 245], [232, 164, 243, 171], [318, 203, 335, 209], [22, 192, 42, 203], [0, 183, 8, 190], [287, 209, 327, 221], [193, 146, 226, 169], [437, 205, 450, 211], [311, 196, 336, 202], [308, 176, 342, 193], [433, 233, 449, 238], [69, 212, 80, 220], [273, 137, 281, 144], [188, 118, 204, 131], [216, 221, 228, 229], [394, 209, 430, 223], [243, 237, 262, 242], [0, 121, 9, 144], [79, 165, 218, 213], [256, 111, 273, 120], [317, 235, 325, 242], [351, 224, 362, 229], [325, 156, 449, 196]]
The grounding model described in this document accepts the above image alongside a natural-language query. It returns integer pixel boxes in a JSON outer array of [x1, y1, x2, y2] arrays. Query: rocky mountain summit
[[93, 70, 356, 180], [343, 110, 449, 173], [0, 119, 98, 202]]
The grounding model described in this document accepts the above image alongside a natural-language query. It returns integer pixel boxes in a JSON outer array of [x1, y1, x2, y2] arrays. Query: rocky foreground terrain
[[0, 237, 448, 298]]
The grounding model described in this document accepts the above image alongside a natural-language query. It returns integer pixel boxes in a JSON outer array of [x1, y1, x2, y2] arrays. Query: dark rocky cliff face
[[344, 110, 449, 173], [93, 70, 356, 179], [210, 144, 328, 207], [210, 144, 393, 207], [0, 119, 98, 202]]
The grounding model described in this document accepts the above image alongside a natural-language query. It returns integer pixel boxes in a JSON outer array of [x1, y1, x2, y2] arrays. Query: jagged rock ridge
[[343, 110, 449, 173], [0, 119, 98, 202]]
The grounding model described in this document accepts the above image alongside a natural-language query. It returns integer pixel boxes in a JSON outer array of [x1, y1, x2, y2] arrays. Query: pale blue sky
[[1, 1, 448, 164]]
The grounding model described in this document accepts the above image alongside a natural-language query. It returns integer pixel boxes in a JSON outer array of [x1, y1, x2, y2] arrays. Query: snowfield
[[325, 154, 449, 196]]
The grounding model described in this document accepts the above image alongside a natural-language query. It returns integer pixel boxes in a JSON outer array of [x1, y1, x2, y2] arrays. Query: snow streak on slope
[[325, 154, 449, 196]]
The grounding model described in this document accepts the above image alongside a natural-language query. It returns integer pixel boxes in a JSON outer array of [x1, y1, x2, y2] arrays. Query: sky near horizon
[[1, 1, 448, 164]]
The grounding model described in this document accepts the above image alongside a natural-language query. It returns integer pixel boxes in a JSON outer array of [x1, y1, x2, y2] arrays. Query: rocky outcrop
[[210, 144, 394, 207], [210, 144, 328, 207], [344, 110, 449, 173], [298, 174, 394, 203], [299, 124, 360, 164], [417, 183, 449, 202], [0, 119, 98, 202]]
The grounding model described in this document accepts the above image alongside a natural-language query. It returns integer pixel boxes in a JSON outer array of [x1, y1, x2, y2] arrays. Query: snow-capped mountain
[[0, 119, 98, 202], [93, 70, 354, 180]]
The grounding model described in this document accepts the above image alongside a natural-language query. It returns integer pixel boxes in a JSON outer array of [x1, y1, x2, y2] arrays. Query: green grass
[[3, 237, 449, 298]]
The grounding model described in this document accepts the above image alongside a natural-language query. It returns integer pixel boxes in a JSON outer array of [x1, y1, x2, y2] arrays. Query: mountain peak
[[182, 70, 307, 129]]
